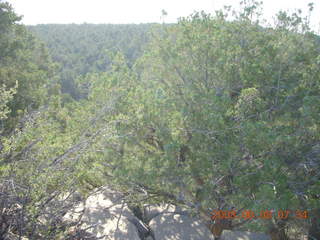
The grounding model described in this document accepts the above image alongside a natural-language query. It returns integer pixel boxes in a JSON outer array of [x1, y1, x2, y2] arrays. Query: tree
[[1, 1, 319, 239], [85, 2, 319, 238], [0, 1, 57, 132], [0, 83, 16, 121], [29, 23, 153, 99]]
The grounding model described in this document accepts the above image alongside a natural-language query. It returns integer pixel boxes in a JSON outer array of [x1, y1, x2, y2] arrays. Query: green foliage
[[0, 2, 58, 132], [29, 24, 154, 98], [1, 0, 319, 238], [234, 88, 264, 120], [0, 83, 17, 120], [78, 2, 319, 234]]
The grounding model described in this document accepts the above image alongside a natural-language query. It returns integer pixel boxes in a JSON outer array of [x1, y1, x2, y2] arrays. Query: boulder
[[220, 230, 271, 240], [143, 203, 185, 222], [64, 187, 140, 240], [149, 207, 215, 240]]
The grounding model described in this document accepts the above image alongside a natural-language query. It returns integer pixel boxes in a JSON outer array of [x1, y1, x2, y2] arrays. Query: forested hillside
[[0, 1, 319, 239], [28, 24, 153, 98]]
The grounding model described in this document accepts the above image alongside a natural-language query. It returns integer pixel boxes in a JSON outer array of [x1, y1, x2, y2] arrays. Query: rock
[[220, 230, 271, 240], [149, 207, 215, 240], [64, 187, 140, 240], [128, 217, 155, 240], [63, 192, 273, 240], [143, 203, 188, 223]]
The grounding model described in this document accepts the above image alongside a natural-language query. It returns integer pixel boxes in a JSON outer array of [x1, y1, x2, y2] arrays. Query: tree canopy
[[0, 1, 319, 239]]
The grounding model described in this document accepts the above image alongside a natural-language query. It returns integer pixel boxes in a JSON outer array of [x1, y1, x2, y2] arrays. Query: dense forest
[[0, 0, 319, 239], [28, 24, 153, 98]]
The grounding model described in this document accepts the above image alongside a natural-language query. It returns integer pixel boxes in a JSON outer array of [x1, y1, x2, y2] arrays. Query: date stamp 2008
[[210, 209, 308, 220]]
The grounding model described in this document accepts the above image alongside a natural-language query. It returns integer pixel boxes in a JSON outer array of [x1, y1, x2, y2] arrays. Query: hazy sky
[[6, 0, 320, 29]]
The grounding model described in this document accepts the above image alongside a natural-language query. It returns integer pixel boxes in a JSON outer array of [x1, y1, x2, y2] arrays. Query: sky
[[6, 0, 320, 30]]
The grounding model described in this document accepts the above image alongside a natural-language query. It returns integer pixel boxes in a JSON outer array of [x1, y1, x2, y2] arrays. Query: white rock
[[149, 211, 215, 240], [64, 187, 140, 240], [143, 203, 182, 221], [220, 230, 271, 240]]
